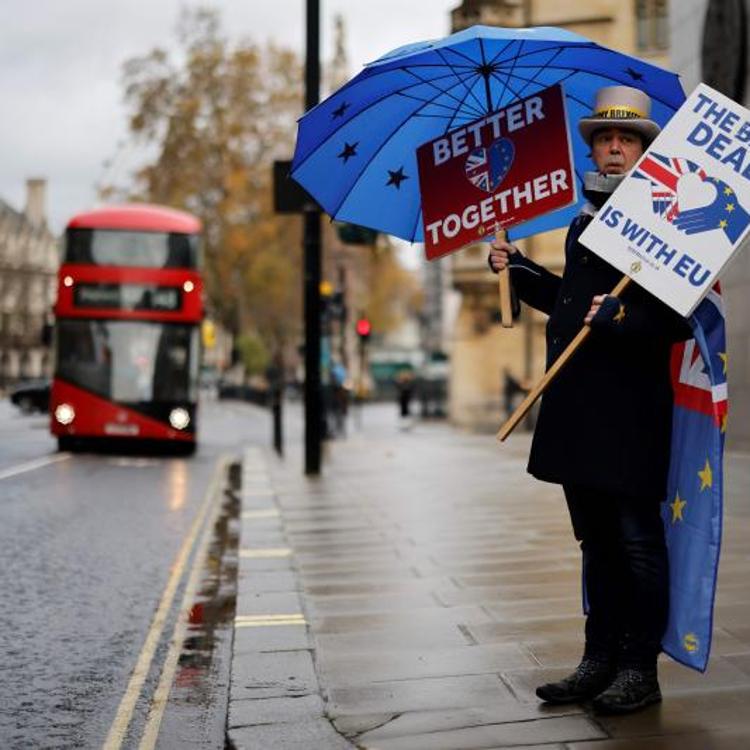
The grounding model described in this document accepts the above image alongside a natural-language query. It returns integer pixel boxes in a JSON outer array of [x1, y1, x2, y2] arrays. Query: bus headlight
[[169, 408, 190, 430], [55, 403, 75, 425]]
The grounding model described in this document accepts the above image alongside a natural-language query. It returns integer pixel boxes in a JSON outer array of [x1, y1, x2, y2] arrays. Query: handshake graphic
[[633, 153, 748, 244]]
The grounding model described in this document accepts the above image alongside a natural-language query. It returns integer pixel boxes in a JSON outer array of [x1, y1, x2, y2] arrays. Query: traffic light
[[356, 317, 371, 341]]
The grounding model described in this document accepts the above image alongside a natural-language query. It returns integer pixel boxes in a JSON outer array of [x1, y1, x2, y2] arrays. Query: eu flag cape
[[661, 285, 727, 671]]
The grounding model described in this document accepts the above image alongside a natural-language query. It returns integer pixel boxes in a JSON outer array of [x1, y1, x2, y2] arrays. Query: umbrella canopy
[[291, 25, 686, 244]]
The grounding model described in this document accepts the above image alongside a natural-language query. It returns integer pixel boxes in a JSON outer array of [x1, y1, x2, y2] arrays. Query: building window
[[636, 0, 669, 52]]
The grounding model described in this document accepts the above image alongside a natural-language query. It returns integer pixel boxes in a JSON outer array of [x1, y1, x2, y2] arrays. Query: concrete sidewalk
[[227, 404, 750, 749]]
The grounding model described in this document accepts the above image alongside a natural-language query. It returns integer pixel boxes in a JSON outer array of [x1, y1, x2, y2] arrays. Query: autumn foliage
[[107, 8, 303, 358], [107, 8, 422, 373]]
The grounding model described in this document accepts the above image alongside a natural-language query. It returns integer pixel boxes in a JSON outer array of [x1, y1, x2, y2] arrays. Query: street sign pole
[[303, 0, 322, 475]]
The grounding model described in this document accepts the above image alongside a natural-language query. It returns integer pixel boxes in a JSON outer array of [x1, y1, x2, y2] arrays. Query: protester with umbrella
[[292, 25, 691, 716], [489, 85, 692, 714]]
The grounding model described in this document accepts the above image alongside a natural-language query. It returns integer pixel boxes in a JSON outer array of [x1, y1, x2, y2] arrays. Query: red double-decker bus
[[51, 203, 203, 453]]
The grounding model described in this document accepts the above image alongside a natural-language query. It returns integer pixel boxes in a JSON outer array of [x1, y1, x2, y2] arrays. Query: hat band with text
[[592, 106, 646, 120]]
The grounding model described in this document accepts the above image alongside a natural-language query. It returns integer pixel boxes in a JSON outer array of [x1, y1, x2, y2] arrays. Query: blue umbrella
[[291, 24, 686, 244]]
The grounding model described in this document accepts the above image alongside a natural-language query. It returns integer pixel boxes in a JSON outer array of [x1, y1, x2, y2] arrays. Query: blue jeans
[[563, 484, 669, 669]]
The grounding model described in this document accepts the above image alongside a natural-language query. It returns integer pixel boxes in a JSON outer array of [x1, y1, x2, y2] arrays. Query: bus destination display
[[74, 283, 182, 312]]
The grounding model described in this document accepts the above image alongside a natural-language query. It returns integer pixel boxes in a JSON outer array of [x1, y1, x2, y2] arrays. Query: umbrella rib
[[326, 73, 485, 218], [490, 56, 579, 105], [443, 72, 491, 133], [293, 69, 483, 174], [492, 41, 595, 68], [510, 47, 565, 98], [493, 40, 525, 111], [489, 69, 525, 110], [332, 60, 477, 101], [395, 87, 481, 118], [433, 48, 488, 116], [403, 64, 486, 119], [434, 43, 488, 70], [499, 60, 681, 110], [486, 39, 516, 68]]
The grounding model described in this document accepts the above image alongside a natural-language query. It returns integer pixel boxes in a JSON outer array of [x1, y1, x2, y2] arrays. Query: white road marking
[[0, 453, 71, 481]]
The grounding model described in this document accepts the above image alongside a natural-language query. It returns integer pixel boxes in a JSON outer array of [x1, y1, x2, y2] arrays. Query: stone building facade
[[0, 179, 58, 386], [447, 0, 669, 430]]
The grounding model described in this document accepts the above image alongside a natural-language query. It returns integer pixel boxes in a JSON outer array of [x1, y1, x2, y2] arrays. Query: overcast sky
[[0, 0, 455, 234]]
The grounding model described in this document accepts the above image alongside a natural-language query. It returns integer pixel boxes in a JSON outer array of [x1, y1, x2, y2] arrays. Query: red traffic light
[[356, 318, 371, 338]]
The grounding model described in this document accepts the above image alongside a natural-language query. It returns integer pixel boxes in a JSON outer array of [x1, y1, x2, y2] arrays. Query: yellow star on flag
[[670, 492, 687, 522], [721, 413, 728, 434], [724, 186, 733, 195], [614, 304, 626, 323], [726, 203, 735, 212], [718, 352, 728, 374], [698, 458, 713, 491], [719, 219, 728, 229]]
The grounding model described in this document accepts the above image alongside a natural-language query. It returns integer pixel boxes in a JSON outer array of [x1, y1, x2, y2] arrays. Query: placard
[[580, 83, 750, 316], [417, 84, 577, 260]]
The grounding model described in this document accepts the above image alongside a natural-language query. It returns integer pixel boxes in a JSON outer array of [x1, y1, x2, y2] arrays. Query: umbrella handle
[[495, 225, 513, 328], [496, 274, 633, 441]]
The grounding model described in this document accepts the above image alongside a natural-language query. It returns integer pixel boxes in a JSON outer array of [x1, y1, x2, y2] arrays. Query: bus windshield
[[56, 320, 199, 403], [65, 228, 200, 268]]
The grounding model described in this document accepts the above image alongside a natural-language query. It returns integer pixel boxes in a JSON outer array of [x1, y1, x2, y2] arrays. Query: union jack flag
[[662, 283, 727, 671], [632, 152, 707, 222], [464, 138, 514, 193]]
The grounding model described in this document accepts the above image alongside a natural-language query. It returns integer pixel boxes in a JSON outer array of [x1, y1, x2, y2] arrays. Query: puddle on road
[[157, 469, 240, 749]]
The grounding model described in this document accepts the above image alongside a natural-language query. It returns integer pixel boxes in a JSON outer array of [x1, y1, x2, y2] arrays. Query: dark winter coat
[[509, 213, 692, 499]]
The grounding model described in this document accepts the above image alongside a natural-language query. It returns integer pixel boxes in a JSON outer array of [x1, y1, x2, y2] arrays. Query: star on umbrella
[[338, 142, 358, 163], [625, 66, 644, 81], [698, 458, 713, 491], [670, 492, 687, 523], [332, 101, 350, 119], [386, 167, 409, 189]]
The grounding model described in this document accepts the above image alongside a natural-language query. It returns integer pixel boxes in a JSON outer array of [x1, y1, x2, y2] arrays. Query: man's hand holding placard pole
[[497, 83, 750, 441], [417, 84, 577, 327]]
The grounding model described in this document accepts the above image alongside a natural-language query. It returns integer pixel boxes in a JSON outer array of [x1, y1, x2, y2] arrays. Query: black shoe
[[592, 667, 662, 714], [536, 658, 615, 704]]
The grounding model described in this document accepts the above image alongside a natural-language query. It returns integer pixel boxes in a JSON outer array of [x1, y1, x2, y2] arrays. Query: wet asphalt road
[[0, 395, 276, 749]]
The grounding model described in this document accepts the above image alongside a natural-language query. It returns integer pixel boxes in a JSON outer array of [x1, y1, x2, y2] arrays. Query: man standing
[[489, 86, 691, 714]]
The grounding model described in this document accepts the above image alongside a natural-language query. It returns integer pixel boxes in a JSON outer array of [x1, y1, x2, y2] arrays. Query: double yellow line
[[102, 456, 229, 750]]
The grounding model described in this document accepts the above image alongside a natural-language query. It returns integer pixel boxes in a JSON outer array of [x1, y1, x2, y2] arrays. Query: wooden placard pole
[[495, 224, 513, 328], [496, 274, 632, 442]]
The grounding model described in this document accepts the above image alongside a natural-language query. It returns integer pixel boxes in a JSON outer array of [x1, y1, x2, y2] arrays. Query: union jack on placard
[[465, 148, 492, 192], [464, 137, 514, 193], [632, 152, 707, 223]]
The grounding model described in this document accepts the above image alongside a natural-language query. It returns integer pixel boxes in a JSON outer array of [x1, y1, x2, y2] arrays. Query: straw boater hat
[[578, 85, 661, 146]]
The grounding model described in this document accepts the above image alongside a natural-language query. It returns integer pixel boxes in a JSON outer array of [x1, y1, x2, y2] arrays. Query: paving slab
[[318, 643, 536, 685], [326, 673, 515, 716], [337, 703, 580, 740], [355, 715, 605, 749], [227, 407, 750, 748]]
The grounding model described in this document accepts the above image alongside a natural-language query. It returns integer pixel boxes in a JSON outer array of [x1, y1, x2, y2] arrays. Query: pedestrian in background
[[395, 369, 414, 427], [489, 86, 692, 714]]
